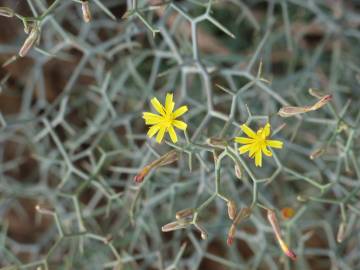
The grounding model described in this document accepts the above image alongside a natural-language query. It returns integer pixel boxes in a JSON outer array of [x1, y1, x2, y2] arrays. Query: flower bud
[[278, 93, 332, 118], [134, 150, 178, 184], [227, 224, 236, 246], [162, 219, 191, 232], [227, 200, 236, 220], [267, 209, 297, 260], [81, 1, 91, 23], [336, 221, 346, 243], [19, 26, 40, 57], [234, 164, 242, 179]]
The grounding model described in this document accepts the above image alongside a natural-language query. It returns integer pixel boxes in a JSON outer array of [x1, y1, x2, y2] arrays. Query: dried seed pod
[[19, 25, 40, 57], [176, 208, 194, 220], [227, 200, 237, 220], [0, 7, 14, 17], [81, 1, 91, 23]]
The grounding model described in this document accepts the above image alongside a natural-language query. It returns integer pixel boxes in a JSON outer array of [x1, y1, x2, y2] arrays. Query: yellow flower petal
[[235, 137, 254, 144], [262, 123, 270, 137], [151, 97, 166, 116], [165, 93, 175, 113], [240, 124, 257, 139], [168, 126, 178, 143], [173, 120, 187, 130], [266, 139, 283, 149], [147, 124, 161, 138], [255, 151, 262, 167], [156, 127, 166, 143], [261, 144, 272, 157], [249, 144, 259, 158], [143, 112, 163, 124], [173, 106, 188, 118], [239, 144, 253, 154]]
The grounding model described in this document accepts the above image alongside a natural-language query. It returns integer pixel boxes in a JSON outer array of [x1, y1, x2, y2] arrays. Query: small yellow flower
[[235, 123, 283, 167], [143, 93, 188, 143]]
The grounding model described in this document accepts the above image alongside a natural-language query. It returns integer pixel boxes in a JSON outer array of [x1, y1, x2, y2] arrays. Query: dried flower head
[[235, 123, 283, 167], [143, 93, 188, 143]]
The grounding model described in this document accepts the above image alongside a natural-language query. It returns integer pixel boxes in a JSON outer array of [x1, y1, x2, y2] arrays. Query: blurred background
[[0, 0, 360, 269]]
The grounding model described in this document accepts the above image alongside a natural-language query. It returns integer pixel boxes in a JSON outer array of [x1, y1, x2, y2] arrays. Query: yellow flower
[[235, 123, 283, 167], [143, 93, 188, 143]]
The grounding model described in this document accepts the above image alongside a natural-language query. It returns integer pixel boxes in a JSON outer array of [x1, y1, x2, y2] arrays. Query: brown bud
[[0, 7, 14, 17], [227, 200, 237, 220], [19, 26, 40, 57], [176, 208, 194, 220], [81, 1, 91, 23]]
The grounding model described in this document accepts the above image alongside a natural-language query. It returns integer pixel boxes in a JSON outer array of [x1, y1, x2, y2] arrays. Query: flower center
[[163, 114, 174, 127]]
